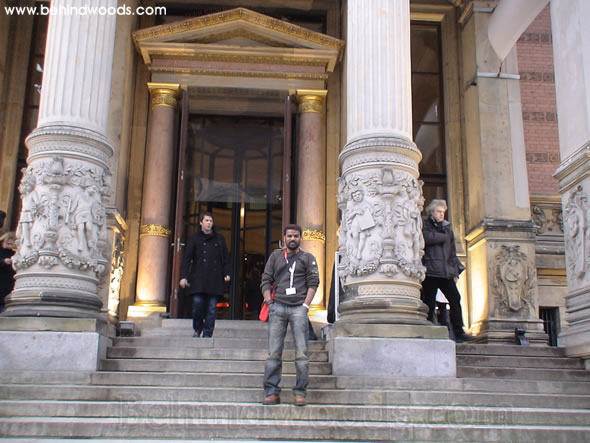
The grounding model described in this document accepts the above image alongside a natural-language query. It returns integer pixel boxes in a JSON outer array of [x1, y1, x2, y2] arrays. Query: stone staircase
[[1, 319, 590, 442]]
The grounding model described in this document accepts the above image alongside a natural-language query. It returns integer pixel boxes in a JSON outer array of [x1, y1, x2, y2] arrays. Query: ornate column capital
[[140, 224, 172, 238], [147, 83, 182, 109], [303, 229, 326, 243], [296, 89, 327, 114]]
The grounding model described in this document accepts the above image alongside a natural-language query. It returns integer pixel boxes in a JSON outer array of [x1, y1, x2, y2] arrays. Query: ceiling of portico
[[132, 7, 344, 95]]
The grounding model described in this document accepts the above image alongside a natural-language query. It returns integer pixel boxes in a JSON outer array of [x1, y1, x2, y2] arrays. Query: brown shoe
[[262, 394, 280, 405], [294, 394, 306, 407]]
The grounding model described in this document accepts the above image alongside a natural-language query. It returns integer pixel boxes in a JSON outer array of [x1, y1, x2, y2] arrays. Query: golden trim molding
[[303, 229, 326, 243], [147, 83, 181, 109], [151, 52, 327, 67], [140, 224, 172, 238], [149, 67, 329, 81], [296, 89, 327, 114]]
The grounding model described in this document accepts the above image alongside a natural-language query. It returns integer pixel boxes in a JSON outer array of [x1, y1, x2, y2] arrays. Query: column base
[[471, 317, 548, 346], [3, 290, 104, 320], [127, 302, 167, 332], [333, 322, 449, 339], [308, 305, 327, 323], [337, 292, 430, 326], [559, 284, 590, 361], [0, 317, 112, 371], [330, 336, 456, 377]]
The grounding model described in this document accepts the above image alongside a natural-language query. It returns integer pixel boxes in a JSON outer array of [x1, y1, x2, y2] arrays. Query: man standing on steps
[[180, 212, 230, 338], [421, 199, 475, 344], [261, 224, 319, 407]]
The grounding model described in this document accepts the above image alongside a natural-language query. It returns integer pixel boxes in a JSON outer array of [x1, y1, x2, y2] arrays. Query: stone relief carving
[[563, 185, 589, 281], [12, 155, 110, 278], [108, 232, 124, 317], [492, 245, 536, 317], [337, 166, 426, 283], [17, 173, 41, 248], [532, 204, 563, 235]]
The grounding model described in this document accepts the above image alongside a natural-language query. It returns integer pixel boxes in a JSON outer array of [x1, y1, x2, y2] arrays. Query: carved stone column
[[336, 0, 428, 327], [4, 0, 117, 319], [330, 2, 456, 379], [459, 7, 547, 345], [551, 0, 590, 363], [296, 90, 327, 316], [129, 83, 180, 319]]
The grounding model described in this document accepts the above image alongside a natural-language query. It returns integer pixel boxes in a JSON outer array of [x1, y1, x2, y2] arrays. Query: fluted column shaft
[[296, 90, 327, 312], [337, 0, 427, 325], [38, 0, 114, 133], [134, 83, 180, 309], [347, 0, 412, 143], [5, 0, 117, 318]]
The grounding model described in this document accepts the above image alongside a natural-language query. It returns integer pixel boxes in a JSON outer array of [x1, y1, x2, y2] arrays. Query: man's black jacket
[[422, 216, 463, 279]]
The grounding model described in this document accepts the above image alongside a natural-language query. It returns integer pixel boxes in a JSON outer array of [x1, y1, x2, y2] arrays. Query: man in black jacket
[[422, 199, 475, 343], [179, 212, 230, 338]]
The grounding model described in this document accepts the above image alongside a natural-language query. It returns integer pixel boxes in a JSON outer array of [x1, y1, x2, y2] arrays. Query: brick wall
[[517, 5, 560, 195]]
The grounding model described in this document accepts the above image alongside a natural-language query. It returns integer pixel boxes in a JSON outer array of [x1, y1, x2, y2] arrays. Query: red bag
[[259, 289, 275, 322], [259, 251, 299, 322]]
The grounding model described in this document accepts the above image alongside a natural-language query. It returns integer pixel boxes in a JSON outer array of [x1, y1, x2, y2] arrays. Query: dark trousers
[[421, 276, 464, 334], [192, 294, 217, 337]]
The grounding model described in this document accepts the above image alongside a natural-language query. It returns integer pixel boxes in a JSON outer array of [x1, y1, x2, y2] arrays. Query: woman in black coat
[[421, 200, 474, 343]]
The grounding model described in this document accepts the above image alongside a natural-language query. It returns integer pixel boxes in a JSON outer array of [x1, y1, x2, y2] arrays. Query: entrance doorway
[[177, 116, 285, 320]]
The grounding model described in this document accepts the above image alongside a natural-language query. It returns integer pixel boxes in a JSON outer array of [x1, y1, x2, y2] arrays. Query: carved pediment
[[133, 8, 344, 77]]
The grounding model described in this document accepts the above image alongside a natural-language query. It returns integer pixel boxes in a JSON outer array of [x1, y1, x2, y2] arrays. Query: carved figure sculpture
[[17, 174, 40, 248], [69, 184, 102, 254], [402, 198, 424, 262], [346, 188, 375, 260], [563, 186, 588, 280]]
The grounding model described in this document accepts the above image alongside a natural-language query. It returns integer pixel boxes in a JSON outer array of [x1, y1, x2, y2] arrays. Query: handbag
[[258, 287, 275, 322], [259, 250, 302, 322]]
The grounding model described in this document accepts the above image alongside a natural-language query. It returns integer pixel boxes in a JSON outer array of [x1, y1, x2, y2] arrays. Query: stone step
[[0, 370, 337, 389], [141, 327, 271, 339], [2, 385, 589, 409], [456, 344, 567, 358], [1, 416, 589, 441], [3, 371, 590, 396], [159, 319, 267, 329], [99, 359, 333, 374], [457, 365, 590, 382], [111, 337, 326, 350], [106, 347, 329, 361], [2, 400, 589, 427], [457, 355, 585, 370]]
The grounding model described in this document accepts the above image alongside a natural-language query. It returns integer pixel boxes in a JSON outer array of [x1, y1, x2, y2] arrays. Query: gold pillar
[[129, 83, 180, 319], [296, 90, 327, 319]]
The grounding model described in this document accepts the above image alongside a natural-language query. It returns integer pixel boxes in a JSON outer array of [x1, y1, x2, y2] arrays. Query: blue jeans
[[192, 294, 217, 337], [263, 302, 309, 397]]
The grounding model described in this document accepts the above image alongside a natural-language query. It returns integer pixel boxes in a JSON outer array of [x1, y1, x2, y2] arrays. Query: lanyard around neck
[[284, 248, 300, 263]]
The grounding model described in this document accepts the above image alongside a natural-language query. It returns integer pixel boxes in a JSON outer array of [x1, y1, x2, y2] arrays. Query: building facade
[[1, 0, 589, 369]]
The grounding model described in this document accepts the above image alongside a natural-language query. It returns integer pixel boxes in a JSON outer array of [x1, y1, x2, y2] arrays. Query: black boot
[[454, 330, 476, 343]]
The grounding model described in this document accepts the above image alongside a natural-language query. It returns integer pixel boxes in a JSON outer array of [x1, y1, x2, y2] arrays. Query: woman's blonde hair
[[425, 199, 447, 215]]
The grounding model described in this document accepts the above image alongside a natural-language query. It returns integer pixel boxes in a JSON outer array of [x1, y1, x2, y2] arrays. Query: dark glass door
[[180, 116, 284, 320]]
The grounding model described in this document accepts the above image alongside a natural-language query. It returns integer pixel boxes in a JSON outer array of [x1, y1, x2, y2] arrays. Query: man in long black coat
[[422, 199, 474, 343], [179, 212, 230, 337]]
